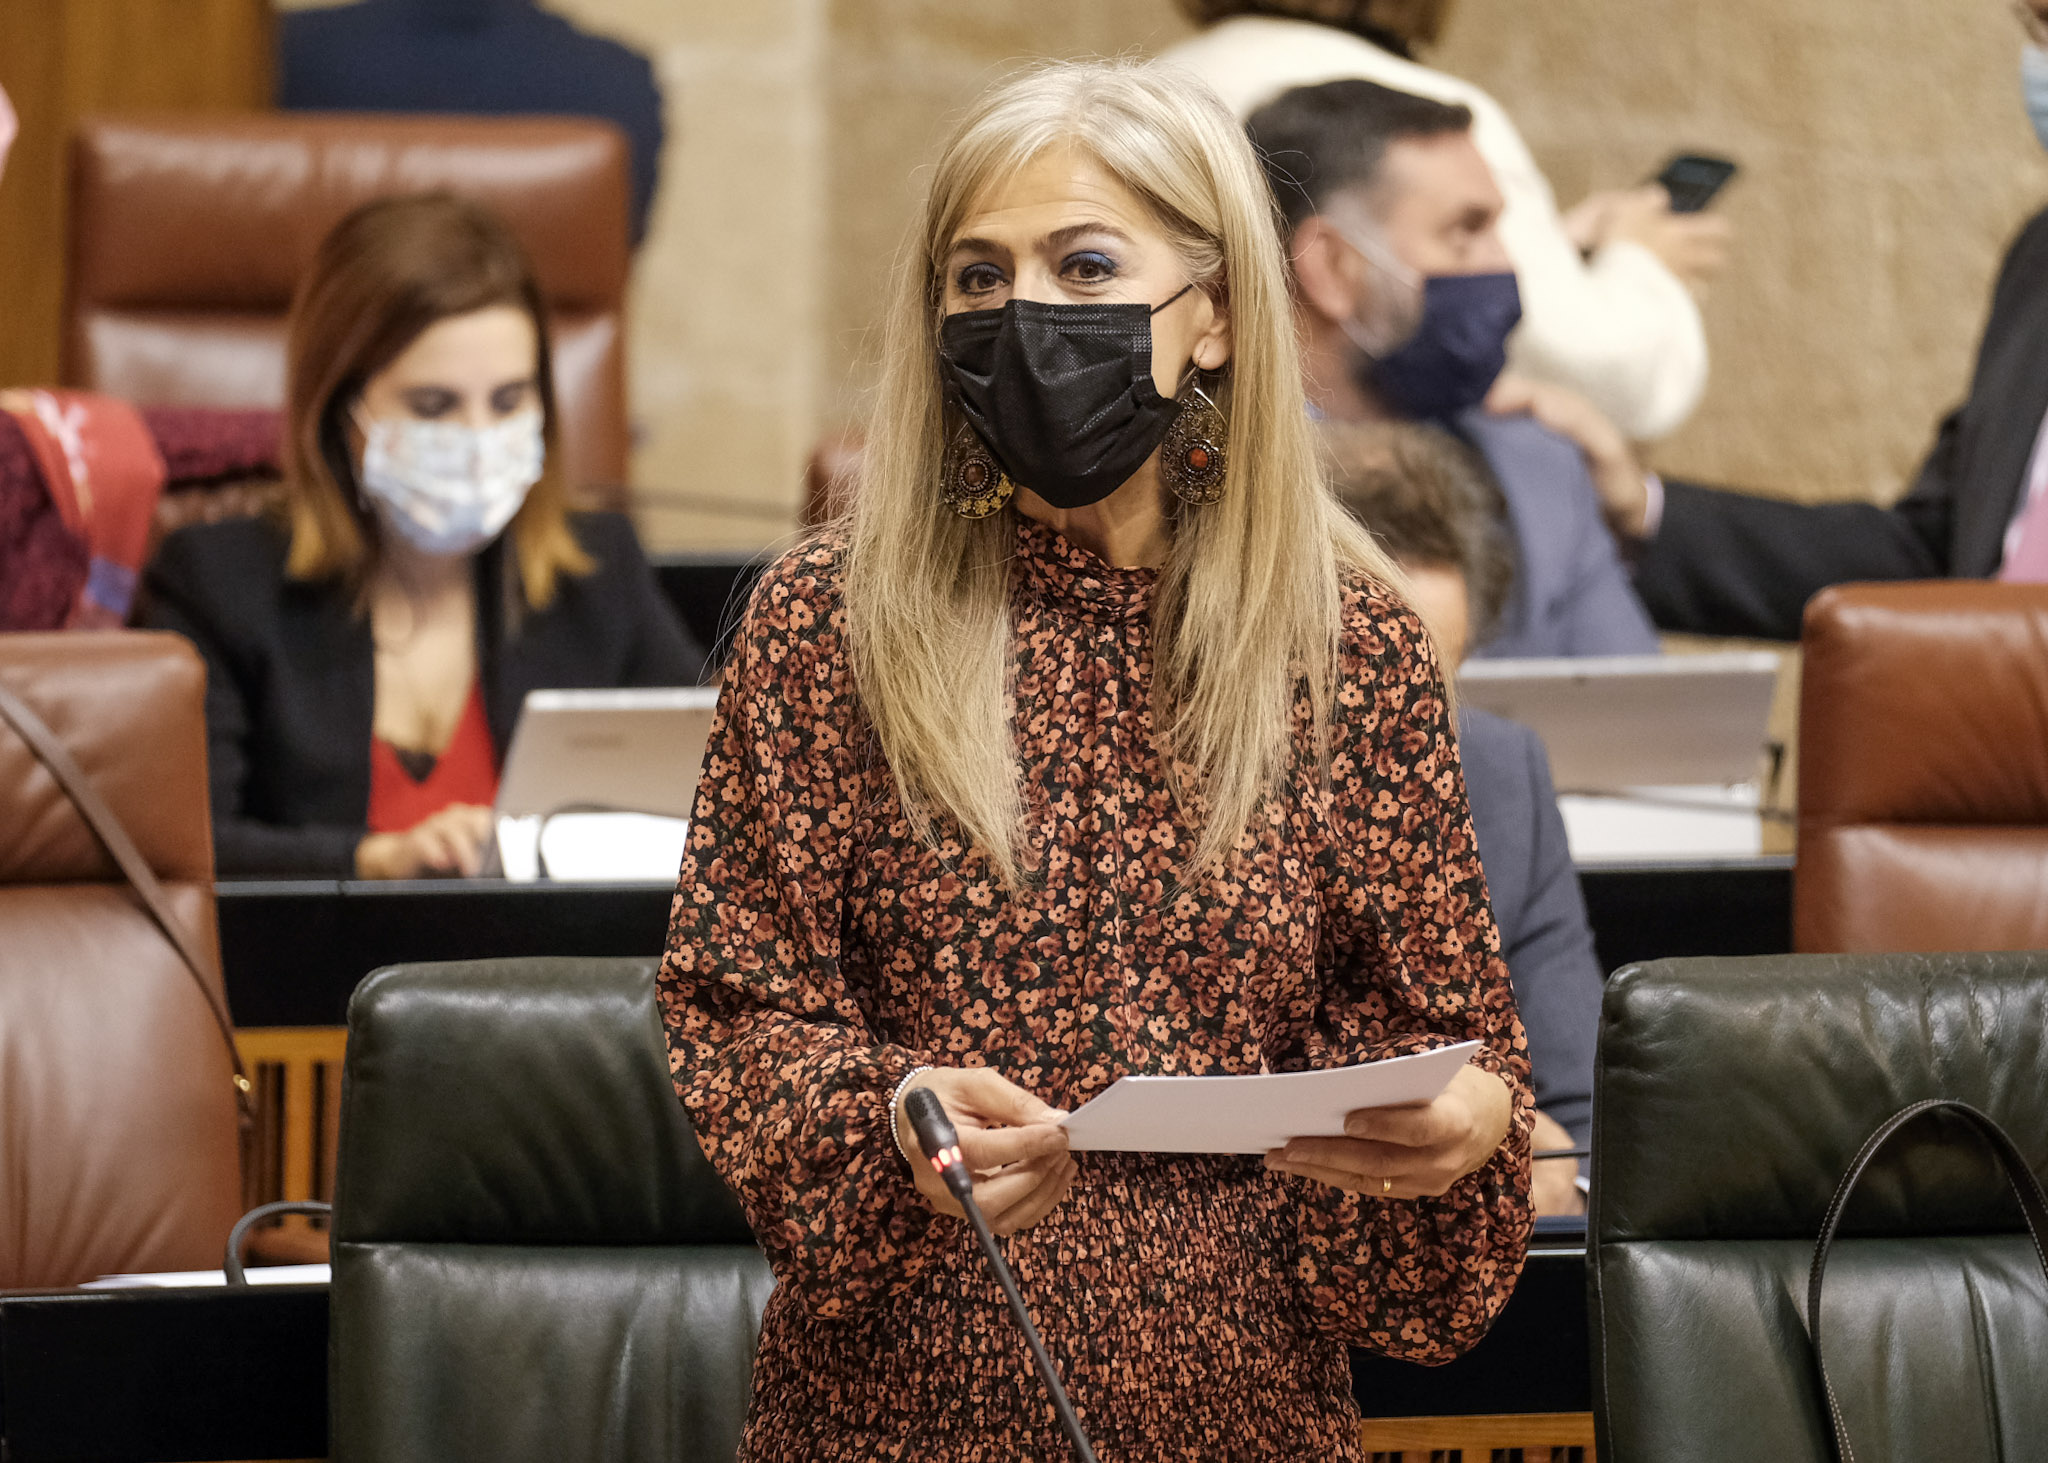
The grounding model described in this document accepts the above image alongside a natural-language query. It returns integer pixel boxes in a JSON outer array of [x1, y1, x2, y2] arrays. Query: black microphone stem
[[955, 1187, 1100, 1463], [904, 1086, 1099, 1463]]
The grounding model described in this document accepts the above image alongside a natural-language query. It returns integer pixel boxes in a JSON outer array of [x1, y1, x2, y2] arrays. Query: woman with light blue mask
[[143, 194, 704, 879], [2022, 0, 2048, 149]]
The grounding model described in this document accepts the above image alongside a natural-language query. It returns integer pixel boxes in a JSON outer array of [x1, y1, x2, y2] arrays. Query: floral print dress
[[658, 517, 1534, 1462]]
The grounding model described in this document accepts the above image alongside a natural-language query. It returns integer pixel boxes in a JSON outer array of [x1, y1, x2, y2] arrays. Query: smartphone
[[1652, 153, 1738, 213]]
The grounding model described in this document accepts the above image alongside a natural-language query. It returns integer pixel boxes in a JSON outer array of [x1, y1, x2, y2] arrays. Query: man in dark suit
[[1497, 206, 2048, 640], [1324, 421, 1599, 1216], [1645, 207, 2048, 637], [280, 0, 667, 245], [1250, 79, 1661, 659], [1488, 0, 2048, 638]]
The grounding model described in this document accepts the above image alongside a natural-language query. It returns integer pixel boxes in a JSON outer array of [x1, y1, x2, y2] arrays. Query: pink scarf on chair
[[0, 391, 169, 628]]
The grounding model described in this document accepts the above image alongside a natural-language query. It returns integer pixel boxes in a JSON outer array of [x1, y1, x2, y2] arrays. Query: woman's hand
[[1559, 187, 1633, 255], [1599, 184, 1733, 291], [894, 1067, 1075, 1237], [1263, 1065, 1515, 1200], [355, 802, 494, 879]]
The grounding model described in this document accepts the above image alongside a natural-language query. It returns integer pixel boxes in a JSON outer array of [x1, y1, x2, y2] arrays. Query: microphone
[[904, 1086, 1100, 1463]]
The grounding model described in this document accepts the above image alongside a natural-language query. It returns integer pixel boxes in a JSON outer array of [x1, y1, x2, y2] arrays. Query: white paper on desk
[[1059, 1042, 1480, 1154]]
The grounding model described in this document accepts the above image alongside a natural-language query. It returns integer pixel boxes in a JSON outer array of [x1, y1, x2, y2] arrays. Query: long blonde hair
[[843, 59, 1398, 884]]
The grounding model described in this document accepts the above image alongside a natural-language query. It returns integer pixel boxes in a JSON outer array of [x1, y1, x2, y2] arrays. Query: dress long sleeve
[[659, 527, 1534, 1460], [657, 554, 941, 1317], [1290, 591, 1535, 1361]]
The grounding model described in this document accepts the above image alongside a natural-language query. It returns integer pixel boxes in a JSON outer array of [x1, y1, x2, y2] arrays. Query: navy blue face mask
[[1364, 271, 1522, 422]]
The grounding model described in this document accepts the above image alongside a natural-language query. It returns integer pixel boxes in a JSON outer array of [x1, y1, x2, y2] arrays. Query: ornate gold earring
[[1159, 377, 1229, 506], [939, 418, 1014, 519]]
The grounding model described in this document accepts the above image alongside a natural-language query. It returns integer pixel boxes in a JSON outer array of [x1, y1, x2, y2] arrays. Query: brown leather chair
[[0, 632, 243, 1288], [1796, 581, 2048, 953], [801, 427, 866, 528], [64, 113, 632, 503]]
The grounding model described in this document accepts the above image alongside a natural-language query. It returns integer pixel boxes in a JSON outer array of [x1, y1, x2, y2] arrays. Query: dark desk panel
[[1352, 1234, 1589, 1415], [1579, 855, 1793, 975], [651, 550, 770, 673], [0, 1285, 328, 1463], [219, 878, 672, 1028], [219, 860, 1793, 1030], [0, 1244, 1588, 1460]]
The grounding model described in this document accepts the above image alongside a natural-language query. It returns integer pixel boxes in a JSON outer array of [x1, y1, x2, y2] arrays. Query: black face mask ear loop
[[1157, 282, 1228, 401]]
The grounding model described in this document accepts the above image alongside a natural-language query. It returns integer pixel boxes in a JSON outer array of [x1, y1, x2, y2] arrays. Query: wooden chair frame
[[1359, 1411, 1596, 1461]]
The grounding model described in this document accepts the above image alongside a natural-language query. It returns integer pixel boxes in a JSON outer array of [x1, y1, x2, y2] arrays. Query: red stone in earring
[[1160, 384, 1228, 506]]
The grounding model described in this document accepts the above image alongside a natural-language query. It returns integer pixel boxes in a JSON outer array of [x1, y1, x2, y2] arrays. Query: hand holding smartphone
[[1652, 153, 1738, 214]]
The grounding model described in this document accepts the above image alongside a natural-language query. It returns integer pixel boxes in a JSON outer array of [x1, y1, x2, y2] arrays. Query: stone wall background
[[280, 0, 2048, 547]]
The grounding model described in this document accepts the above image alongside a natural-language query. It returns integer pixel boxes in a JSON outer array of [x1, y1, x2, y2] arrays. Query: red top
[[367, 683, 499, 834]]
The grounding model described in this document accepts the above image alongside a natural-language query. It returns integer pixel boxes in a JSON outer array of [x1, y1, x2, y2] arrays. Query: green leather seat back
[[331, 957, 773, 1463], [1590, 952, 2048, 1463]]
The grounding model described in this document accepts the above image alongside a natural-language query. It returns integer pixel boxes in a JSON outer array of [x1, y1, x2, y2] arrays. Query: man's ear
[[1289, 216, 1367, 329]]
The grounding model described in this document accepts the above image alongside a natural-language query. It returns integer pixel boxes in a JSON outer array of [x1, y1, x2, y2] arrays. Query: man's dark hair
[[1247, 79, 1473, 234], [1319, 421, 1515, 643]]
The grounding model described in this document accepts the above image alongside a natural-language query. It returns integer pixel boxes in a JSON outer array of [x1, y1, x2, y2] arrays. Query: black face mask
[[937, 286, 1192, 510]]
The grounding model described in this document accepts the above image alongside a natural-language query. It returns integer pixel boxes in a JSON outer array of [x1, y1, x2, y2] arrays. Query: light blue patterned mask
[[356, 410, 544, 556]]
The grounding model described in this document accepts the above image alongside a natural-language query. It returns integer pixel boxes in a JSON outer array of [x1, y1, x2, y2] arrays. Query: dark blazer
[[141, 511, 705, 878], [279, 0, 665, 244], [1454, 409, 1663, 660], [1458, 706, 1601, 1148], [1639, 206, 2048, 641]]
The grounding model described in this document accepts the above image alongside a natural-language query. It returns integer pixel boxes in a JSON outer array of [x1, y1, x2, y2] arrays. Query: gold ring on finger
[[1381, 1176, 1392, 1196]]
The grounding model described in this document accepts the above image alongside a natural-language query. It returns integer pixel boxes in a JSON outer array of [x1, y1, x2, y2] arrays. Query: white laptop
[[1456, 653, 1783, 863], [491, 686, 721, 882]]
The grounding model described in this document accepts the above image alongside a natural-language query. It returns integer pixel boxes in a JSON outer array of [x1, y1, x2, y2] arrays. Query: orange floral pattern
[[659, 517, 1533, 1462]]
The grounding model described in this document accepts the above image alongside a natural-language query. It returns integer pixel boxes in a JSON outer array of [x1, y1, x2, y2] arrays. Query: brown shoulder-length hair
[[282, 192, 591, 608]]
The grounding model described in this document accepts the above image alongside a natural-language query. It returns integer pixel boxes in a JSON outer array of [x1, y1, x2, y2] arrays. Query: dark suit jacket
[[1639, 206, 2048, 641], [1458, 706, 1601, 1148], [279, 0, 665, 244], [141, 511, 705, 878], [1454, 410, 1663, 659]]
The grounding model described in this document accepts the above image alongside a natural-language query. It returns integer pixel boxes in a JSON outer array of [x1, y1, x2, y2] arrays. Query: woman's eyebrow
[[945, 235, 1008, 258], [1043, 221, 1134, 250]]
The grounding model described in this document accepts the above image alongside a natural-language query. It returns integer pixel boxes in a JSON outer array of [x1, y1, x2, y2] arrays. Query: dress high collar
[[1013, 515, 1157, 623]]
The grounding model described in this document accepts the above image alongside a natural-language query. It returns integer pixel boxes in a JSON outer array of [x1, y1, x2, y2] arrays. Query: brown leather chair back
[[802, 427, 866, 528], [65, 113, 632, 502], [0, 632, 242, 1288], [1796, 581, 2048, 954]]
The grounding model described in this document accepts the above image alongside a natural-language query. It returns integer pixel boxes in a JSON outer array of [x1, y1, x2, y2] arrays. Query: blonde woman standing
[[659, 59, 1532, 1461]]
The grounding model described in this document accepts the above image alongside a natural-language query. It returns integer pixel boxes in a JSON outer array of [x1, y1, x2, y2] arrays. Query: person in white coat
[[1162, 0, 1729, 441]]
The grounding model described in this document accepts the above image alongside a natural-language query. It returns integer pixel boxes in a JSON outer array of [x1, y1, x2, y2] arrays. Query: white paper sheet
[[1557, 784, 1764, 864], [496, 812, 690, 883], [1058, 1042, 1480, 1154]]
